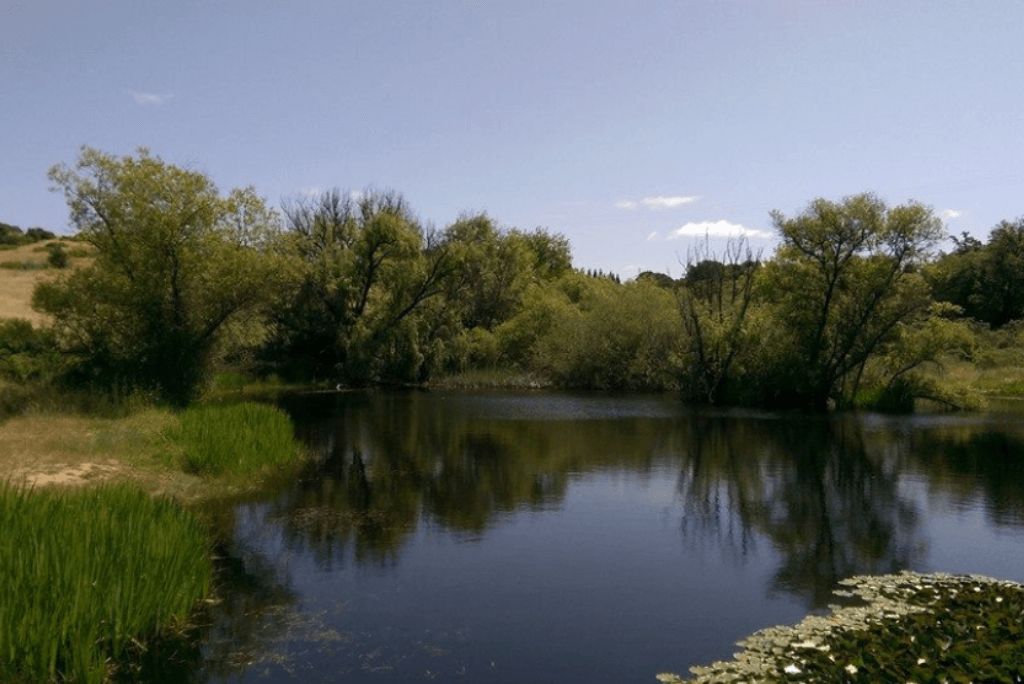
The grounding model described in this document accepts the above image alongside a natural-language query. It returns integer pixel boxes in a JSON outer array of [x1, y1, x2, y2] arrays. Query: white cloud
[[646, 231, 659, 241], [615, 195, 700, 210], [669, 220, 773, 239], [941, 209, 963, 220], [642, 195, 699, 209], [129, 89, 173, 105]]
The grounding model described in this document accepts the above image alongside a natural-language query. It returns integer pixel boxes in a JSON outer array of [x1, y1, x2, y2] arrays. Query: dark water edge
[[171, 390, 1024, 684]]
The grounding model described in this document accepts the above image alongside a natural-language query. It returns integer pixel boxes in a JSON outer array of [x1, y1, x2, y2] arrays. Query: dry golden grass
[[941, 356, 1024, 397], [0, 240, 93, 325], [0, 408, 208, 496]]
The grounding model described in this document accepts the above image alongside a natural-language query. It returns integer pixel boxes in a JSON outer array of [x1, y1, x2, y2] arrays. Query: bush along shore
[[658, 571, 1024, 683], [0, 401, 307, 683]]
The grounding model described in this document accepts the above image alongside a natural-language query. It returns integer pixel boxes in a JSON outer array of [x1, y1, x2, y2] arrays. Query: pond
[[191, 391, 1024, 683]]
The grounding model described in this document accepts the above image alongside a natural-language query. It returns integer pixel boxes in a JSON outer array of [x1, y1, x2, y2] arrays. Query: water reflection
[[677, 413, 927, 607], [909, 425, 1024, 528], [192, 391, 1024, 683], [271, 391, 678, 569], [272, 393, 937, 608]]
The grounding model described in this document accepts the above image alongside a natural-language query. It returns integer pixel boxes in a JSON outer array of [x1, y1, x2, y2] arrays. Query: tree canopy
[[928, 219, 1024, 328], [35, 146, 288, 404], [765, 193, 944, 410], [17, 145, 1012, 414]]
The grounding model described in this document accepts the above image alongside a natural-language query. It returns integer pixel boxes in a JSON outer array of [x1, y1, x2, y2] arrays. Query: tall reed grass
[[0, 482, 210, 683], [170, 402, 300, 476]]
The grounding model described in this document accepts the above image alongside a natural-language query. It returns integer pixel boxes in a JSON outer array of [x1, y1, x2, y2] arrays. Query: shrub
[[46, 242, 70, 269], [0, 319, 60, 385]]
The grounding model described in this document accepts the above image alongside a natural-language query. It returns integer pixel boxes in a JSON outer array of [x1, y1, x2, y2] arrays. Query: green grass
[[201, 372, 290, 402], [0, 482, 211, 683], [169, 402, 301, 477], [429, 367, 551, 389]]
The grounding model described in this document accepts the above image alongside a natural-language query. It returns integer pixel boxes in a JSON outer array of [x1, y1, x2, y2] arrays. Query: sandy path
[[0, 415, 145, 488]]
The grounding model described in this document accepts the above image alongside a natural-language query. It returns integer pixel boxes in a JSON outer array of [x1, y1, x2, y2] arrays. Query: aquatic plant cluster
[[0, 482, 211, 683], [170, 402, 301, 476], [659, 571, 1024, 683]]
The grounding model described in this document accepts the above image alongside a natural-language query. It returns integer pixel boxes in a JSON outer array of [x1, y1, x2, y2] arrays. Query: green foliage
[[776, 579, 1024, 683], [674, 573, 1024, 684], [0, 221, 23, 245], [0, 319, 60, 384], [764, 193, 944, 410], [0, 482, 210, 683], [637, 270, 678, 289], [36, 146, 289, 406], [263, 196, 573, 386], [677, 239, 762, 404], [443, 214, 567, 331], [45, 241, 69, 269], [0, 222, 55, 246], [25, 227, 56, 242], [530, 274, 684, 390], [168, 402, 301, 476], [263, 188, 453, 384], [0, 382, 33, 420], [929, 218, 1024, 328], [847, 304, 981, 411]]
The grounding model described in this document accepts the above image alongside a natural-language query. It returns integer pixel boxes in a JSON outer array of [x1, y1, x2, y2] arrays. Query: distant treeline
[[5, 146, 1024, 412], [0, 221, 56, 246]]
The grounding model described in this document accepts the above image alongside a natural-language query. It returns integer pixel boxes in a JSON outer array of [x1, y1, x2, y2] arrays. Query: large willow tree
[[265, 188, 459, 384], [765, 193, 944, 411], [36, 146, 288, 405]]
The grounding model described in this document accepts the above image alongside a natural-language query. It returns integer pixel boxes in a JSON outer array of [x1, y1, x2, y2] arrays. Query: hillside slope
[[0, 241, 92, 325]]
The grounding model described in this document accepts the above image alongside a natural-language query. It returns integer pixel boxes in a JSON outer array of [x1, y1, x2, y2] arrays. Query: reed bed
[[170, 402, 300, 476], [0, 482, 211, 683]]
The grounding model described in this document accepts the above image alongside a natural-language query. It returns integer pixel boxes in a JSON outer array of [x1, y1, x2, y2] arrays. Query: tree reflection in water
[[908, 425, 1024, 528], [269, 391, 1023, 611], [271, 391, 678, 569], [678, 412, 928, 607], [184, 392, 1024, 682]]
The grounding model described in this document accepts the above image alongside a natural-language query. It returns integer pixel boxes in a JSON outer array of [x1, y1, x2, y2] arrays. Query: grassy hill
[[0, 240, 93, 325]]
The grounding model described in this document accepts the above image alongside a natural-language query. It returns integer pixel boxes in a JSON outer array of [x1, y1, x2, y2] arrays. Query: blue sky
[[3, 1, 1024, 277]]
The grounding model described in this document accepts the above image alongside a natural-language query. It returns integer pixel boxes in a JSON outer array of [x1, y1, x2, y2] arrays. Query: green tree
[[530, 274, 683, 390], [265, 188, 457, 384], [928, 222, 1024, 328], [766, 193, 943, 411], [925, 232, 986, 322], [977, 219, 1024, 328], [442, 213, 533, 331], [0, 222, 25, 245], [677, 239, 762, 405], [443, 215, 571, 331], [35, 146, 287, 405]]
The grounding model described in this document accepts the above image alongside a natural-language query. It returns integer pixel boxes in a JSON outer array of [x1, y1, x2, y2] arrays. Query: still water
[[194, 391, 1024, 683]]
